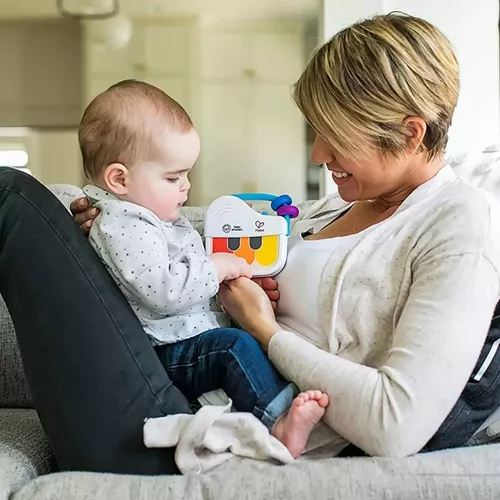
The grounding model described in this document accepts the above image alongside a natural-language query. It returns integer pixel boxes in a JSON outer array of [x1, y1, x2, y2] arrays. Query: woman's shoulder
[[434, 176, 500, 225], [418, 176, 500, 261]]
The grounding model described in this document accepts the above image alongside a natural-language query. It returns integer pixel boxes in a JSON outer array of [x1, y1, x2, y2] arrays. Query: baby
[[79, 79, 328, 458]]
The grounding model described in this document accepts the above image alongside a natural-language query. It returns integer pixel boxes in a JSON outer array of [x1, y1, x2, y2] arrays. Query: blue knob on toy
[[231, 192, 299, 236], [271, 194, 292, 212]]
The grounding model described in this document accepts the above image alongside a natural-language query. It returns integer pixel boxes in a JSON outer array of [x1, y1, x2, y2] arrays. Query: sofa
[[2, 152, 500, 499]]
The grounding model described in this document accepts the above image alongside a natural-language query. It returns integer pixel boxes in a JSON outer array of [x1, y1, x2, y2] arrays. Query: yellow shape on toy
[[255, 235, 279, 267]]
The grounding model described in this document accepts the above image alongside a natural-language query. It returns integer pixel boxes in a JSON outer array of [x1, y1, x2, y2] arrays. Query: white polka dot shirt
[[83, 185, 227, 345]]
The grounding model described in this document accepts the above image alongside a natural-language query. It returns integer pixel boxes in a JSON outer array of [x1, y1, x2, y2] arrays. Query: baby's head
[[79, 79, 200, 222]]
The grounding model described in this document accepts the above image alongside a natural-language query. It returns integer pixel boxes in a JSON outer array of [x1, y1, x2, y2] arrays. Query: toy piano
[[204, 193, 299, 277]]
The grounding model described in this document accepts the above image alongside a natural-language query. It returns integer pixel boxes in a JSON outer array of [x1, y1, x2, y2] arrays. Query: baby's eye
[[166, 177, 180, 183]]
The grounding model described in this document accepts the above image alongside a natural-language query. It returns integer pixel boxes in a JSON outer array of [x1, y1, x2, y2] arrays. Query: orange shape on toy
[[234, 237, 255, 265]]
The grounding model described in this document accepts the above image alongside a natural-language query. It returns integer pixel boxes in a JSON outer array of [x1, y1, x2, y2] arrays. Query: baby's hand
[[209, 253, 252, 282]]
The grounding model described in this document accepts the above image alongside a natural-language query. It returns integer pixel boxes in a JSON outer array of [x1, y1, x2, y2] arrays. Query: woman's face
[[311, 134, 414, 203]]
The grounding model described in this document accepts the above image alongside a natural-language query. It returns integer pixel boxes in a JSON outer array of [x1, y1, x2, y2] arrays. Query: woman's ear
[[404, 116, 427, 155], [102, 163, 130, 196]]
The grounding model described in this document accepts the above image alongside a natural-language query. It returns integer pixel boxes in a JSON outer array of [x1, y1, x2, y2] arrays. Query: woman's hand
[[218, 277, 281, 349], [252, 277, 280, 310], [70, 197, 99, 235]]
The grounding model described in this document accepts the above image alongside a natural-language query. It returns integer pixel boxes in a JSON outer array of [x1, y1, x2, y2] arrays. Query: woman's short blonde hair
[[293, 13, 459, 160]]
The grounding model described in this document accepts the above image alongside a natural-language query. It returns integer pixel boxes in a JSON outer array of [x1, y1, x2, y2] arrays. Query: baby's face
[[126, 127, 200, 222]]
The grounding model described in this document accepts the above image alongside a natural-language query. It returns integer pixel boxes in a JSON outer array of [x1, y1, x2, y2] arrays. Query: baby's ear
[[103, 163, 129, 196]]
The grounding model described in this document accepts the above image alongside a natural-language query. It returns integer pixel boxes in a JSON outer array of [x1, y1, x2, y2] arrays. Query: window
[[0, 128, 32, 175], [0, 150, 28, 168]]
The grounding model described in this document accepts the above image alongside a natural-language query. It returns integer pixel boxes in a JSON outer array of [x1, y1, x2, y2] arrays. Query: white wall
[[196, 19, 306, 205], [29, 129, 83, 186], [0, 19, 82, 128], [320, 0, 500, 195], [0, 11, 310, 196], [0, 19, 83, 187]]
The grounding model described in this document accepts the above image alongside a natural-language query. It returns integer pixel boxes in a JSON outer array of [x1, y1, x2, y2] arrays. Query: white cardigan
[[269, 165, 500, 457]]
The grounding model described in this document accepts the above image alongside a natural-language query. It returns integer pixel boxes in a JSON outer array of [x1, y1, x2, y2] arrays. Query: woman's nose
[[311, 134, 334, 165]]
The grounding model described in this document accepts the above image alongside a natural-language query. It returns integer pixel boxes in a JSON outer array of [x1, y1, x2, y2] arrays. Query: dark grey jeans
[[0, 168, 192, 474]]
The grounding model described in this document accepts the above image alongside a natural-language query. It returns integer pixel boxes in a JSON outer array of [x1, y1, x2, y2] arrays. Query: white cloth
[[84, 185, 226, 345], [276, 232, 364, 347], [143, 401, 294, 474]]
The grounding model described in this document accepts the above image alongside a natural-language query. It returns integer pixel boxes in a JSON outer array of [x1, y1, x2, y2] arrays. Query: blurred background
[[0, 1, 498, 205], [0, 0, 322, 205]]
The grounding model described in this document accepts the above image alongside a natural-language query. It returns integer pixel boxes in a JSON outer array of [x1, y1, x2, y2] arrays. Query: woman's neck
[[372, 156, 445, 213]]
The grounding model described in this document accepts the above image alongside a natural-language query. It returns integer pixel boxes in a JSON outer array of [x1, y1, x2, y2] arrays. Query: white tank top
[[276, 231, 364, 349]]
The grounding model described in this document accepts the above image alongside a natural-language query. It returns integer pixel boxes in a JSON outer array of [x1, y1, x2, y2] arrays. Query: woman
[[216, 15, 500, 456], [216, 13, 500, 456], [2, 13, 499, 473]]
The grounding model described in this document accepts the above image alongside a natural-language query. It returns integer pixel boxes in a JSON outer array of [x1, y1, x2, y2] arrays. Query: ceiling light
[[56, 0, 119, 20]]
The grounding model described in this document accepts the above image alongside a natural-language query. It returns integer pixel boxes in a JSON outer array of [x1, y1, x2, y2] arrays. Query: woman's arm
[[268, 251, 499, 457]]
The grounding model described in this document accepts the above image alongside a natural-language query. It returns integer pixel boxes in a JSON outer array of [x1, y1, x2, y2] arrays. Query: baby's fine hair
[[79, 79, 192, 180]]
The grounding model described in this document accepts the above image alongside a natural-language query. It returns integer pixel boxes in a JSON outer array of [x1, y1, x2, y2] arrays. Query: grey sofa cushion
[[0, 297, 32, 408], [0, 409, 54, 500], [11, 444, 500, 500]]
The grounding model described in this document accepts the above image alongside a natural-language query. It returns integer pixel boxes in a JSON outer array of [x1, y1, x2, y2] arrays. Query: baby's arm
[[89, 203, 219, 315]]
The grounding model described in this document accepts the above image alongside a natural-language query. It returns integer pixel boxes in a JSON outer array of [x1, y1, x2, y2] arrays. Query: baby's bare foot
[[272, 390, 329, 458]]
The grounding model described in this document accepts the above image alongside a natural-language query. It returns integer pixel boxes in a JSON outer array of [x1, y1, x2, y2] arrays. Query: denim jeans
[[156, 328, 298, 430]]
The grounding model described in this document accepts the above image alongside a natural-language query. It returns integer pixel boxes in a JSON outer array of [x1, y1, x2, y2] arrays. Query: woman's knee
[[0, 168, 57, 212], [0, 167, 36, 191]]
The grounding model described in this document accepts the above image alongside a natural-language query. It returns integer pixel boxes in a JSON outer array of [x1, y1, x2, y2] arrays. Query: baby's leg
[[155, 328, 293, 418], [156, 328, 327, 458], [271, 390, 329, 458]]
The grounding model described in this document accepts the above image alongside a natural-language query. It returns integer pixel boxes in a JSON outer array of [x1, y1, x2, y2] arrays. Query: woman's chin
[[337, 186, 358, 202]]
